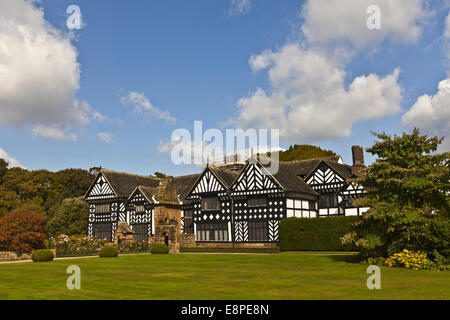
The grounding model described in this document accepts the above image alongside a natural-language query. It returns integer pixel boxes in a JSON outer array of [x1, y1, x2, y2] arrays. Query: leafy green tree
[[154, 172, 167, 179], [343, 129, 450, 263], [0, 159, 8, 185], [46, 198, 89, 237]]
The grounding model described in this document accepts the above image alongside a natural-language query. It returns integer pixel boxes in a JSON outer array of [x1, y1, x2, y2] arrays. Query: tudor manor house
[[84, 146, 368, 251]]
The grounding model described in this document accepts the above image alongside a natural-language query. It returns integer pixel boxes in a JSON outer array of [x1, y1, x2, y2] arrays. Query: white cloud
[[97, 132, 113, 143], [402, 79, 450, 151], [301, 0, 430, 51], [444, 11, 450, 63], [233, 44, 403, 142], [401, 11, 450, 152], [228, 0, 252, 16], [32, 125, 77, 141], [121, 91, 176, 124], [92, 112, 107, 122], [445, 11, 450, 39], [0, 147, 26, 168], [0, 0, 94, 140]]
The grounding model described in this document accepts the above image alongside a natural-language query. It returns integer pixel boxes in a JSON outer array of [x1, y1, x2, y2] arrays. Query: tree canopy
[[266, 144, 336, 162], [0, 211, 47, 253], [0, 166, 95, 217], [344, 129, 449, 264]]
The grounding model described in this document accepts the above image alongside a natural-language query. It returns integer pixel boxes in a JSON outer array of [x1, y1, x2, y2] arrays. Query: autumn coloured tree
[[0, 211, 47, 254]]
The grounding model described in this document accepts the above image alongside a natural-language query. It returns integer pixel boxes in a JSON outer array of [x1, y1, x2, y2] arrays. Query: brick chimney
[[352, 146, 365, 167]]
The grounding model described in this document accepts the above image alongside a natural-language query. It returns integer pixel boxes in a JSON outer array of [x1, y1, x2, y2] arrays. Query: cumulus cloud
[[32, 125, 77, 141], [228, 0, 252, 16], [402, 79, 450, 151], [92, 112, 107, 122], [121, 91, 176, 124], [233, 44, 403, 142], [0, 147, 25, 168], [301, 0, 430, 51], [229, 0, 434, 142], [0, 0, 95, 140], [401, 11, 450, 152], [97, 132, 113, 143]]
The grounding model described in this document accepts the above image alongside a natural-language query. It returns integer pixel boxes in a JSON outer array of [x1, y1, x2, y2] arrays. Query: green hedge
[[32, 249, 54, 262], [180, 247, 280, 254], [279, 217, 359, 252], [150, 243, 169, 254], [98, 246, 119, 258]]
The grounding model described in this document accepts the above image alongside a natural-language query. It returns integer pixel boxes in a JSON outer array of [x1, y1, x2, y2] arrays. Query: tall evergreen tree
[[343, 129, 450, 263]]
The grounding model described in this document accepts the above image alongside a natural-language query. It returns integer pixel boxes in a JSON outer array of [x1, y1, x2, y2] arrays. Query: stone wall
[[153, 205, 182, 234], [178, 234, 196, 247], [0, 251, 32, 262]]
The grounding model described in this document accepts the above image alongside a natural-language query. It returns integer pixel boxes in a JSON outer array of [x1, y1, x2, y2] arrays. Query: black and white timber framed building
[[84, 146, 368, 244]]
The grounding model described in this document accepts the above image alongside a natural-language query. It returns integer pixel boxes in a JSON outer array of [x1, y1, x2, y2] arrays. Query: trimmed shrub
[[180, 247, 279, 253], [98, 246, 119, 258], [150, 243, 169, 254], [279, 217, 359, 252], [32, 249, 54, 262]]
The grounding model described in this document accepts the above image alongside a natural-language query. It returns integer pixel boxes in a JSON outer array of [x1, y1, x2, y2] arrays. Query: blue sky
[[0, 0, 449, 176]]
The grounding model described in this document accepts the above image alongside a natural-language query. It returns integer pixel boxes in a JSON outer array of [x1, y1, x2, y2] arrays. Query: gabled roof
[[133, 185, 157, 203], [272, 162, 317, 195], [186, 166, 240, 199], [101, 170, 161, 198], [173, 174, 201, 201], [130, 175, 198, 205], [250, 159, 317, 195], [209, 166, 240, 188]]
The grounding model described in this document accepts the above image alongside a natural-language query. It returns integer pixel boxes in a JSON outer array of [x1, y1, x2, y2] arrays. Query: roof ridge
[[282, 156, 341, 164], [101, 169, 162, 180]]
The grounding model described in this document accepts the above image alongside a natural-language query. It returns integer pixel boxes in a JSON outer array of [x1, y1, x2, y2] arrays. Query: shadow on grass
[[328, 254, 361, 264]]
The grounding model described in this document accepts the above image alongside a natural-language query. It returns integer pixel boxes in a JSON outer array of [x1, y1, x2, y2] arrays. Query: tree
[[267, 145, 336, 162], [154, 172, 167, 179], [0, 158, 8, 185], [46, 198, 88, 237], [343, 129, 450, 263], [0, 211, 47, 254], [0, 166, 94, 218]]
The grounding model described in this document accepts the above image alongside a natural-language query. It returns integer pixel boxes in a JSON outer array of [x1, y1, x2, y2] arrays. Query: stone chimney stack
[[352, 146, 365, 167]]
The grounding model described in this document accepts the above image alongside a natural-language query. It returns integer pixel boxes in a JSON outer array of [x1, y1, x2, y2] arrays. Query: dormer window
[[201, 197, 220, 211]]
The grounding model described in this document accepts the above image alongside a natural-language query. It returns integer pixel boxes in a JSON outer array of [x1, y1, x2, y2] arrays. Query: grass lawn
[[0, 253, 448, 300]]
